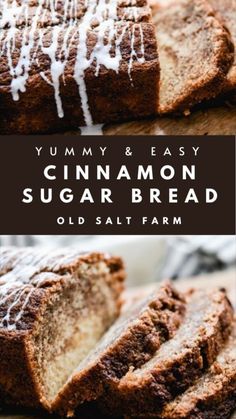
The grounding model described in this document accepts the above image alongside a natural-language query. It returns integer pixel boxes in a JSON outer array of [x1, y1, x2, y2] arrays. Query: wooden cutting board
[[1, 271, 236, 419], [64, 103, 236, 135], [103, 104, 236, 136], [123, 269, 236, 311]]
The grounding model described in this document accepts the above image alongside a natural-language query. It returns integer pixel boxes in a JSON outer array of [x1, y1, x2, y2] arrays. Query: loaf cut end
[[129, 320, 236, 419], [0, 248, 125, 410], [208, 0, 236, 92], [52, 280, 186, 416], [152, 0, 234, 114], [114, 288, 234, 416]]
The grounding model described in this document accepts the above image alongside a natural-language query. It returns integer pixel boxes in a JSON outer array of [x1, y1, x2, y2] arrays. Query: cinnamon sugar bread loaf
[[152, 0, 234, 114], [52, 281, 186, 416], [0, 247, 125, 410], [107, 288, 234, 417], [0, 0, 159, 134], [127, 321, 236, 419], [0, 247, 235, 419], [0, 0, 235, 133], [208, 0, 236, 92]]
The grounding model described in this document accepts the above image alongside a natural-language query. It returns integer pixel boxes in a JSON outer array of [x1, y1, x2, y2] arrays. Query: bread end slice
[[208, 0, 236, 93], [126, 321, 236, 419], [153, 0, 234, 115], [112, 288, 234, 416], [51, 280, 186, 417]]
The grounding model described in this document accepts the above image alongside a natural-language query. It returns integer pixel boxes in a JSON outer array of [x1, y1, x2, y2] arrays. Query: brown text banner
[[0, 136, 235, 234]]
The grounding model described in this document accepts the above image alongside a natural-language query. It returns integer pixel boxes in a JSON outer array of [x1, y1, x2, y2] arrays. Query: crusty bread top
[[0, 21, 157, 84], [0, 0, 158, 126], [153, 0, 234, 114], [112, 288, 233, 416], [160, 321, 236, 418], [0, 247, 124, 333], [0, 0, 151, 29], [119, 288, 233, 386], [128, 321, 236, 418], [208, 0, 236, 90]]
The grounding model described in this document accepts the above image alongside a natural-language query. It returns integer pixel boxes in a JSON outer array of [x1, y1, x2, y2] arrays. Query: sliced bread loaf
[[127, 321, 236, 419], [0, 247, 125, 410], [208, 0, 236, 92], [152, 0, 234, 114], [52, 281, 186, 416], [110, 288, 234, 416]]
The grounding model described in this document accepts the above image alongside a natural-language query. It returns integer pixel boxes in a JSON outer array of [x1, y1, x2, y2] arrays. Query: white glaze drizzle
[[0, 248, 90, 330], [128, 23, 144, 82], [80, 123, 104, 134], [0, 0, 146, 126]]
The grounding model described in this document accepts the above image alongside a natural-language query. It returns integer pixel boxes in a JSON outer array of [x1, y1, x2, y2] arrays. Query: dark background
[[0, 135, 235, 234]]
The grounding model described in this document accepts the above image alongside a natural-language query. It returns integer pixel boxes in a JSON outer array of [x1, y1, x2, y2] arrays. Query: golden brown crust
[[0, 248, 124, 331], [107, 289, 234, 417], [0, 247, 125, 410], [52, 281, 186, 416], [208, 0, 236, 92], [127, 323, 236, 419], [0, 0, 151, 28], [0, 0, 159, 134], [153, 0, 234, 115]]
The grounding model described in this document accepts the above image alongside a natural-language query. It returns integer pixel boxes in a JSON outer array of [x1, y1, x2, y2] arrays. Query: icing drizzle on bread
[[0, 248, 112, 330], [0, 0, 147, 125]]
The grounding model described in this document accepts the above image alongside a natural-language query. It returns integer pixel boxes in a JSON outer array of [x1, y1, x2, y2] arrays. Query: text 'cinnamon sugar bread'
[[108, 288, 234, 417], [152, 0, 234, 115], [0, 0, 159, 134], [128, 321, 236, 419], [52, 280, 186, 417], [0, 247, 125, 410]]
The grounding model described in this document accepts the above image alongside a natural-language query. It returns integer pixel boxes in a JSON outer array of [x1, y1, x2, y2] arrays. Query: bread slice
[[152, 0, 234, 114], [0, 247, 125, 410], [52, 280, 186, 416], [127, 321, 236, 419], [110, 288, 234, 416], [208, 0, 236, 92]]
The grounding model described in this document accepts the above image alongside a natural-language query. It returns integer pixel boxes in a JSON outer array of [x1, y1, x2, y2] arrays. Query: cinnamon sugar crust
[[52, 280, 186, 416], [152, 0, 234, 114], [208, 0, 236, 92], [128, 322, 236, 419], [0, 247, 125, 410], [0, 0, 159, 134], [108, 289, 234, 417]]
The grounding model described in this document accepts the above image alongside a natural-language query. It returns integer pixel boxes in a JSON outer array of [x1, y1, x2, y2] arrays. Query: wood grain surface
[[123, 269, 236, 310], [64, 103, 236, 136], [103, 105, 236, 136], [1, 270, 235, 419]]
